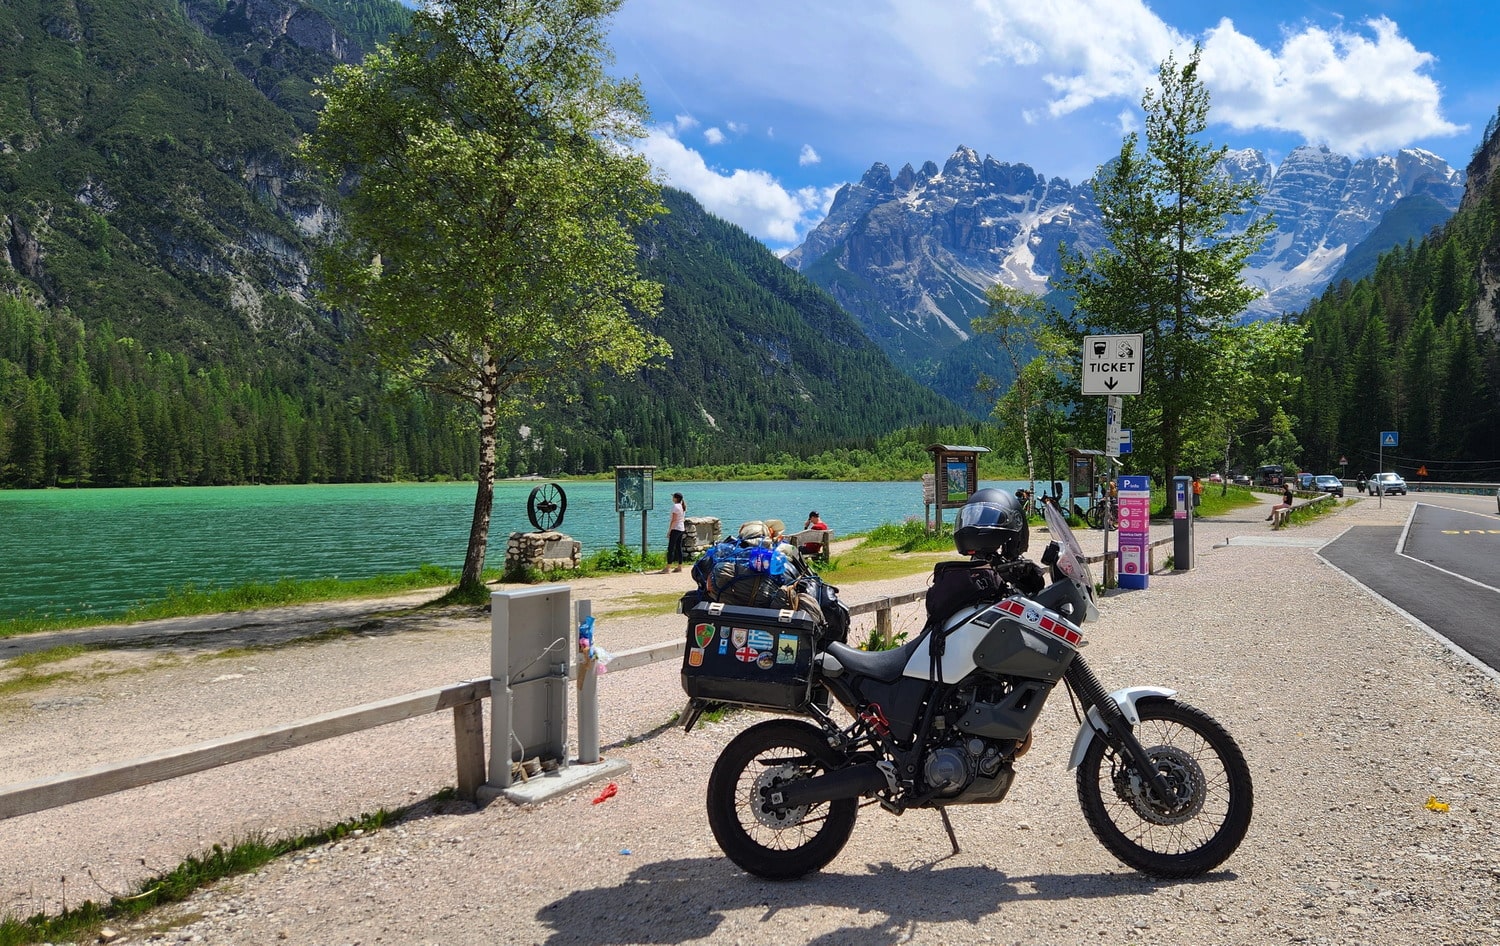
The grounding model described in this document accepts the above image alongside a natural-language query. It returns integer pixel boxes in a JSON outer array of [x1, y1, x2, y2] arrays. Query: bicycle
[[1085, 497, 1118, 531]]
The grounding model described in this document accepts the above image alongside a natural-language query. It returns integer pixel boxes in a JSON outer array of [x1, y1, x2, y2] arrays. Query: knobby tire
[[706, 719, 858, 880], [1076, 697, 1253, 877]]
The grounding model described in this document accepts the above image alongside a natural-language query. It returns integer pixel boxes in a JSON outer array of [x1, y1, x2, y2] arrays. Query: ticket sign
[[1116, 474, 1151, 590], [1082, 334, 1144, 396]]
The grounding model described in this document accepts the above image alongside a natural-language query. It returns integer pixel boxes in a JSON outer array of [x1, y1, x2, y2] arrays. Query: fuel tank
[[903, 596, 1081, 683]]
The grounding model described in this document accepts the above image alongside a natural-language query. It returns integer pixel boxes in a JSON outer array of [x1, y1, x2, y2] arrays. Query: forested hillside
[[1290, 124, 1500, 480], [395, 188, 966, 474], [0, 0, 965, 487]]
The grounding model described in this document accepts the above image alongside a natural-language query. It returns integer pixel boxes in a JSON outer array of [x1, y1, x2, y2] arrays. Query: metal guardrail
[[2, 546, 1187, 821]]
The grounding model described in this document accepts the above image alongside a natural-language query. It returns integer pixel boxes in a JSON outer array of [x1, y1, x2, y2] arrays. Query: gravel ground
[[3, 494, 1499, 946]]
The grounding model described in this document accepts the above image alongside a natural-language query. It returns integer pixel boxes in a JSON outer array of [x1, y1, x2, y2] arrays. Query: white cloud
[[639, 127, 839, 247], [949, 3, 1462, 155], [727, 121, 748, 134], [799, 144, 821, 166], [967, 0, 1185, 115], [1198, 16, 1465, 155], [704, 127, 726, 145]]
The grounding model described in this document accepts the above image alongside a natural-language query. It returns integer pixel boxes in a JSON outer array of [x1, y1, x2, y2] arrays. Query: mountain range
[[0, 0, 1483, 483], [0, 0, 962, 487], [785, 143, 1465, 409]]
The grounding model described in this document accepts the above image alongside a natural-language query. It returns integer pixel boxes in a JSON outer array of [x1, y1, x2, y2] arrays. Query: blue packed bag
[[689, 535, 802, 610]]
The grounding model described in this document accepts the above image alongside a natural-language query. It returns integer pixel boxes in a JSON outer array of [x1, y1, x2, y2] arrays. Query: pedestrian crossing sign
[[1380, 431, 1399, 447]]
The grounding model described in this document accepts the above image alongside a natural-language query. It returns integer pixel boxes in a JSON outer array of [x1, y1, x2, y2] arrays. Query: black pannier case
[[680, 601, 821, 711]]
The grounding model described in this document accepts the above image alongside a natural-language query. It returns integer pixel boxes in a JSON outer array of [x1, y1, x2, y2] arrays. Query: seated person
[[1266, 484, 1294, 523], [800, 511, 830, 554]]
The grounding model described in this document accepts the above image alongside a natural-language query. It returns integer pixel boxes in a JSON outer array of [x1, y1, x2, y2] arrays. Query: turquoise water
[[0, 478, 1040, 619]]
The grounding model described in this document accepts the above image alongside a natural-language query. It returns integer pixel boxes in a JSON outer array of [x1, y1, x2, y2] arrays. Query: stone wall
[[505, 531, 581, 572], [683, 516, 722, 556]]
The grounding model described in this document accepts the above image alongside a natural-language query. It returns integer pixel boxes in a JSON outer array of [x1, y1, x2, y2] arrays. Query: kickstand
[[938, 807, 961, 856]]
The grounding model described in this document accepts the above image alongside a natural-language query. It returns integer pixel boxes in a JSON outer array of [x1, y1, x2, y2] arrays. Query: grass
[[0, 800, 430, 946], [1282, 494, 1350, 526]]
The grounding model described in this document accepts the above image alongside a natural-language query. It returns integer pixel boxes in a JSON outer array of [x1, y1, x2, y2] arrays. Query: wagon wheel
[[527, 483, 567, 532]]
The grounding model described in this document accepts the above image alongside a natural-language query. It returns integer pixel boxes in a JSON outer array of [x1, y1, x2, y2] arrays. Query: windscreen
[[1041, 500, 1100, 623]]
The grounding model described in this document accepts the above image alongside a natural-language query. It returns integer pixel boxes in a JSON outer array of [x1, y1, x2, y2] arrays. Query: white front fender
[[1066, 685, 1177, 770]]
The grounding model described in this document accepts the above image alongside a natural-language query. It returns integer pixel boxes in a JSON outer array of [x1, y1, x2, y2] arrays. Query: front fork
[[1064, 657, 1179, 803]]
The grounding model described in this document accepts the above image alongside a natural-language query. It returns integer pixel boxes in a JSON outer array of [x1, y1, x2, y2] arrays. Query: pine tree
[[1056, 48, 1273, 501]]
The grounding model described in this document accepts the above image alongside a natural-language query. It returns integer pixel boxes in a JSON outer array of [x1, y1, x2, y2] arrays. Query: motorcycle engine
[[921, 685, 1021, 804], [922, 734, 1014, 803]]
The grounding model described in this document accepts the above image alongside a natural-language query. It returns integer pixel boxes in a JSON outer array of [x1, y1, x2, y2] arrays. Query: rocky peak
[[857, 162, 895, 192], [1462, 127, 1500, 211], [786, 139, 1464, 391], [894, 163, 918, 193]]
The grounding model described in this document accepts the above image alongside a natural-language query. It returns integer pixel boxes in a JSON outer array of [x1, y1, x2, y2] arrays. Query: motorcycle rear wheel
[[1076, 697, 1252, 878], [706, 719, 858, 880]]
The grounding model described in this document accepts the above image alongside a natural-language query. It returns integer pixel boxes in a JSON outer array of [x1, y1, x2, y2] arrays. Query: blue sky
[[604, 0, 1500, 253]]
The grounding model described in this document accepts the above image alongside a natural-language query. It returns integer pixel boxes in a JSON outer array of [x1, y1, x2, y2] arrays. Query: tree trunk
[[460, 352, 499, 592]]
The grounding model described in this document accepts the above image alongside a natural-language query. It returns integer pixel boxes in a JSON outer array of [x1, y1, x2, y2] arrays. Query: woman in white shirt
[[666, 492, 688, 572]]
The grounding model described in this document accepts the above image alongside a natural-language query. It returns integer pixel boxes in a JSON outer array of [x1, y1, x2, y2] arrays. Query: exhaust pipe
[[770, 763, 888, 808]]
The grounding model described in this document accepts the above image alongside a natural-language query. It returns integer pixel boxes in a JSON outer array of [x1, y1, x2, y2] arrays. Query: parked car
[[1231, 473, 1252, 486], [1208, 472, 1224, 483], [1297, 472, 1316, 490], [1368, 471, 1407, 496], [1313, 474, 1344, 498]]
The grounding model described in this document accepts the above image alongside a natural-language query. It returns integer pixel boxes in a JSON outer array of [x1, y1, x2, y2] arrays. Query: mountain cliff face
[[787, 143, 1465, 393], [1464, 113, 1500, 335], [0, 0, 404, 358], [783, 146, 1104, 362], [1235, 145, 1463, 314]]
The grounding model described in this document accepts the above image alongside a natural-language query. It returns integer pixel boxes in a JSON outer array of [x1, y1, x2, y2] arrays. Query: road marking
[[1397, 502, 1500, 596], [1317, 544, 1500, 688]]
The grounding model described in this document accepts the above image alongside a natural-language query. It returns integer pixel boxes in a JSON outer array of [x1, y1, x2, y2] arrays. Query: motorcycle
[[680, 493, 1252, 880]]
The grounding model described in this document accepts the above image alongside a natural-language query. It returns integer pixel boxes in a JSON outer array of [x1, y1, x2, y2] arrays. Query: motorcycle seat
[[823, 637, 922, 683]]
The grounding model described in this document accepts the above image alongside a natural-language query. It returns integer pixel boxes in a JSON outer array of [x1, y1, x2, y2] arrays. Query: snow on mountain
[[786, 143, 1465, 365]]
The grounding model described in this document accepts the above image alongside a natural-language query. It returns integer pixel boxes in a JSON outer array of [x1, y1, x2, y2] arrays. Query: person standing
[[666, 492, 687, 573]]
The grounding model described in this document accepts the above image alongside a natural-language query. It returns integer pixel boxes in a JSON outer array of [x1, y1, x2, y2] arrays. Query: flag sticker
[[747, 629, 775, 652], [735, 644, 758, 663]]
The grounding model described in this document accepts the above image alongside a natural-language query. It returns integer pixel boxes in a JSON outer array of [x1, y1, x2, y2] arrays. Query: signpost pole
[[1376, 431, 1398, 509], [1082, 334, 1142, 592], [1378, 438, 1383, 508]]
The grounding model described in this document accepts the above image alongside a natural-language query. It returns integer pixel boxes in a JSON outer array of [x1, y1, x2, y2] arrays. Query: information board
[[1116, 474, 1151, 590]]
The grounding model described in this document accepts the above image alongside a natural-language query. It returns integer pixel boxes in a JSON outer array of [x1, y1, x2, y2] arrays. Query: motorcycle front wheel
[[706, 718, 858, 880], [1076, 697, 1253, 878]]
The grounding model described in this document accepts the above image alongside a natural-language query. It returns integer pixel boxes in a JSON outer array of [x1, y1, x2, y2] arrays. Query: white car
[[1368, 472, 1407, 496]]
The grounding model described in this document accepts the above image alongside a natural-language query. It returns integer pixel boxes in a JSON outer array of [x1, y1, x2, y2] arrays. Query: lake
[[0, 478, 1045, 620]]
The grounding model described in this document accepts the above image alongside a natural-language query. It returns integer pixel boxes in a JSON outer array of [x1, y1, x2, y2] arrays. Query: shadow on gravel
[[534, 856, 1237, 944], [0, 602, 487, 660]]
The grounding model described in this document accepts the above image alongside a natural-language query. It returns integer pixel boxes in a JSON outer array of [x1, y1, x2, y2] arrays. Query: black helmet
[[953, 488, 1028, 559]]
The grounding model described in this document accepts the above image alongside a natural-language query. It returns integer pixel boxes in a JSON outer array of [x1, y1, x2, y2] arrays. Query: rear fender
[[1067, 685, 1176, 770]]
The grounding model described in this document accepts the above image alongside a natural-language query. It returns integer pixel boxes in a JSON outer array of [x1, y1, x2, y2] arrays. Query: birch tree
[[302, 0, 667, 595]]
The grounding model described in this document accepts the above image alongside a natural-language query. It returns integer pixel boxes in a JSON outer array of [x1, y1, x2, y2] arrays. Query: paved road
[[1320, 494, 1500, 675]]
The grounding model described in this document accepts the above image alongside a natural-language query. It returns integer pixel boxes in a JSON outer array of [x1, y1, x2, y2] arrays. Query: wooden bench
[[787, 528, 833, 563]]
